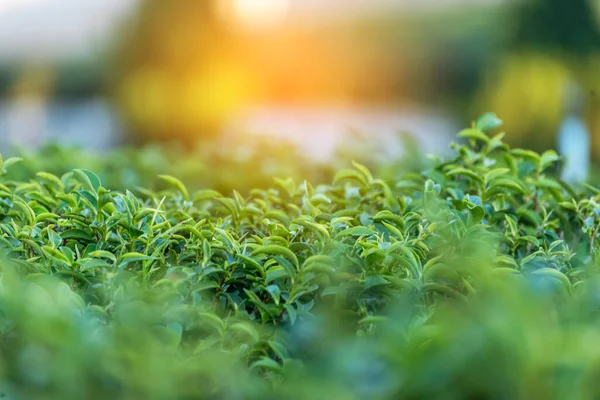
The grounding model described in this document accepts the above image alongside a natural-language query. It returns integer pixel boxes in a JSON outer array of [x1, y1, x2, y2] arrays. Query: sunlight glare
[[229, 0, 291, 31]]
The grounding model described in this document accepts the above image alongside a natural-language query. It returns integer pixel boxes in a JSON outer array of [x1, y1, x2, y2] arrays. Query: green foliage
[[0, 115, 600, 398], [512, 0, 600, 55], [4, 135, 336, 196]]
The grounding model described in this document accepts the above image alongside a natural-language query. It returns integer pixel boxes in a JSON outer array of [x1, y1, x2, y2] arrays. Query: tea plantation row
[[0, 116, 599, 399]]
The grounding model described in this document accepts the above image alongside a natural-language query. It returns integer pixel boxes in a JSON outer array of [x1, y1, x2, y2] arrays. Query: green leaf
[[531, 268, 571, 289], [193, 189, 222, 202], [484, 168, 510, 185], [243, 289, 274, 318], [291, 218, 330, 240], [511, 149, 541, 165], [559, 201, 578, 211], [81, 259, 111, 272], [89, 250, 117, 263], [351, 161, 374, 184], [265, 285, 281, 305], [250, 357, 282, 372], [192, 281, 220, 293], [202, 239, 212, 266], [422, 283, 464, 298], [118, 252, 155, 268], [458, 128, 490, 144], [35, 213, 60, 223], [266, 266, 290, 283], [42, 246, 70, 265], [284, 304, 297, 324], [268, 340, 289, 360], [229, 322, 260, 343], [60, 229, 94, 242], [475, 112, 503, 132], [237, 254, 265, 277], [72, 169, 100, 195], [196, 312, 225, 334], [333, 169, 368, 187], [252, 245, 299, 269], [423, 255, 444, 274], [494, 256, 519, 269], [386, 243, 422, 279], [2, 157, 23, 171], [487, 178, 528, 195], [159, 175, 190, 201], [504, 215, 519, 237], [446, 168, 485, 185], [80, 169, 102, 192], [364, 276, 390, 289], [540, 150, 560, 170], [533, 179, 562, 190], [335, 226, 377, 238], [372, 210, 405, 227], [36, 172, 64, 190], [60, 246, 75, 265]]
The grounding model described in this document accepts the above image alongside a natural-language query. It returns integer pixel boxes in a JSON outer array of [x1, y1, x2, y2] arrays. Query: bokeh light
[[226, 0, 291, 31]]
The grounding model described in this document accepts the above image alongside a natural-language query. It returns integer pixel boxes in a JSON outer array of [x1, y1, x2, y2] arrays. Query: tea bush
[[1, 114, 600, 399], [4, 134, 337, 196], [3, 128, 426, 197]]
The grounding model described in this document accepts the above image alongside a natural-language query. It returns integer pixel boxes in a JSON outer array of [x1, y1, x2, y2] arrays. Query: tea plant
[[3, 134, 335, 195], [0, 114, 599, 399]]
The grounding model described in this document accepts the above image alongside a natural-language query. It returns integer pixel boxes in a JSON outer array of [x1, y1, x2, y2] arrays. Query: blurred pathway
[[0, 100, 457, 160], [225, 105, 457, 161]]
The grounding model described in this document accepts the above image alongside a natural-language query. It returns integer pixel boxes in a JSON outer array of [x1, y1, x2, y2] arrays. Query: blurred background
[[0, 0, 599, 190]]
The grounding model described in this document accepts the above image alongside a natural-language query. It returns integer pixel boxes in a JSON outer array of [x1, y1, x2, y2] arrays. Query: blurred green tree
[[512, 0, 600, 55], [473, 0, 600, 157]]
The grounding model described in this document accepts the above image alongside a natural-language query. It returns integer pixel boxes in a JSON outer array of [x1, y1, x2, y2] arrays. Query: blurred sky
[[0, 0, 508, 62], [0, 0, 138, 61]]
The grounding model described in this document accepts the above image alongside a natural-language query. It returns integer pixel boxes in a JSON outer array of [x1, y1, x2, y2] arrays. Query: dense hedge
[[1, 114, 600, 399]]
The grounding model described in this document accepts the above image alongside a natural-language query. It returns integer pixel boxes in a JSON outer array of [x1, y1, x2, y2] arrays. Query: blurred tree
[[473, 0, 600, 157], [512, 0, 600, 55]]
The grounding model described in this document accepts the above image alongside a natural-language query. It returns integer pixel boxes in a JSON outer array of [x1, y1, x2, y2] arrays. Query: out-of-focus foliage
[[4, 128, 425, 196], [511, 0, 600, 55], [475, 53, 600, 153], [0, 56, 110, 100], [473, 0, 600, 158], [5, 134, 336, 196], [1, 115, 600, 398]]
